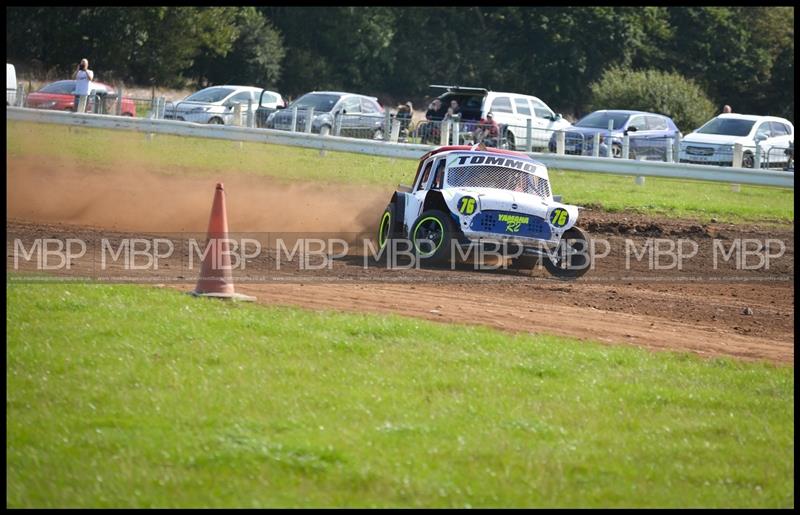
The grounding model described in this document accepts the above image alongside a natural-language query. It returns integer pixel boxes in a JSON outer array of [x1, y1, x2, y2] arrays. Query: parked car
[[548, 110, 681, 160], [265, 91, 386, 139], [25, 79, 136, 116], [679, 113, 794, 169], [429, 85, 572, 150], [164, 85, 266, 124], [254, 89, 286, 128], [7, 63, 17, 106]]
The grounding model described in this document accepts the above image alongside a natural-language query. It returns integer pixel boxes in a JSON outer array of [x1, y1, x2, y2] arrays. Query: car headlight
[[189, 106, 210, 113], [41, 101, 58, 108]]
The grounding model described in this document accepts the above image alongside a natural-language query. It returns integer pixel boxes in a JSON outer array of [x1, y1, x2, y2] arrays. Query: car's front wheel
[[410, 210, 455, 265], [742, 151, 754, 168], [208, 117, 224, 125], [543, 227, 591, 280], [611, 142, 623, 158], [372, 128, 384, 140], [319, 125, 331, 136]]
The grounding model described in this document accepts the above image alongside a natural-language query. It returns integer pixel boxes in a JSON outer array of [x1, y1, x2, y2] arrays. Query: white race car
[[377, 144, 591, 279]]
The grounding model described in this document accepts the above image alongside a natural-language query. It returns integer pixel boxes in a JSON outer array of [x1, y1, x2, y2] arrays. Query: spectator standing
[[445, 99, 461, 120], [72, 58, 94, 113], [421, 98, 446, 143], [722, 104, 733, 114], [395, 101, 413, 142]]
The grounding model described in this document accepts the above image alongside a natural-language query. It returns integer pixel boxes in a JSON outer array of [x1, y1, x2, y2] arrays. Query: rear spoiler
[[429, 84, 489, 94]]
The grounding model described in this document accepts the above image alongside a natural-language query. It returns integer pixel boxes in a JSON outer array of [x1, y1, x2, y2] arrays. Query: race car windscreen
[[446, 165, 551, 198]]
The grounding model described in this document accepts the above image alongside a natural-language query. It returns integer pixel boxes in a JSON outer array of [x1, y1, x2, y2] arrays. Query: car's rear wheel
[[611, 142, 623, 158], [208, 117, 224, 125], [319, 125, 331, 136], [372, 128, 384, 140], [410, 210, 455, 265], [543, 227, 591, 280]]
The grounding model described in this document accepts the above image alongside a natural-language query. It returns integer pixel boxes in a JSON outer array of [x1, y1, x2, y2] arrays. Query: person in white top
[[72, 58, 94, 113]]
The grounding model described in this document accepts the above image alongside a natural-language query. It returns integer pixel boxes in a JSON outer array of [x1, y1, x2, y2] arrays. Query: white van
[[7, 63, 17, 106], [431, 85, 572, 150]]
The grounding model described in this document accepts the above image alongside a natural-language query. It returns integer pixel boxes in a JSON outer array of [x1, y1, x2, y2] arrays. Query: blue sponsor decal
[[469, 210, 551, 239]]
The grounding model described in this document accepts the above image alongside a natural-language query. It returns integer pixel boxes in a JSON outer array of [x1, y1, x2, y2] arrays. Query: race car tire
[[543, 226, 591, 280], [377, 203, 400, 250], [410, 209, 455, 265]]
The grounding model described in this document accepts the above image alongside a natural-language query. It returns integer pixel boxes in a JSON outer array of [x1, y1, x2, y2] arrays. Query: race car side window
[[431, 159, 446, 190], [415, 160, 434, 191]]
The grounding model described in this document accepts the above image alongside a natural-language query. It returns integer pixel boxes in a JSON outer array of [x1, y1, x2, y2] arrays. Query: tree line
[[6, 6, 794, 123]]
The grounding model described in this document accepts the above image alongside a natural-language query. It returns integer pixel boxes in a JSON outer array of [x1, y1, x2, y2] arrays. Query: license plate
[[565, 144, 576, 152]]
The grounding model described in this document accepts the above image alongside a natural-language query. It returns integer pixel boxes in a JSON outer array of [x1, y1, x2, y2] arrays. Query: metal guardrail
[[6, 107, 793, 189]]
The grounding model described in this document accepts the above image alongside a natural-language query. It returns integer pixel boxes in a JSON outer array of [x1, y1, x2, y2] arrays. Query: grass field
[[6, 120, 794, 224], [6, 282, 794, 508]]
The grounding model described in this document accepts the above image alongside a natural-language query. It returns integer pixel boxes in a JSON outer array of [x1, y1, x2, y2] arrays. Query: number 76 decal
[[458, 196, 477, 215]]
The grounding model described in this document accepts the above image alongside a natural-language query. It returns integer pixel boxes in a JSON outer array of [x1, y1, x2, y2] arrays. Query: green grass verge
[[7, 282, 794, 508], [6, 120, 794, 223]]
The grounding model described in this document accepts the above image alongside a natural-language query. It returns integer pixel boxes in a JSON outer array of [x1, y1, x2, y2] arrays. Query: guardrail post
[[622, 134, 630, 159], [440, 120, 450, 146], [390, 117, 401, 143], [334, 113, 342, 136], [17, 82, 24, 107], [233, 103, 243, 126], [246, 99, 253, 128], [733, 143, 743, 168], [150, 98, 158, 119], [556, 130, 565, 155], [384, 111, 391, 141], [115, 84, 123, 116], [452, 120, 460, 145], [754, 142, 762, 170], [635, 176, 646, 186], [673, 133, 681, 163], [290, 106, 298, 132], [592, 132, 601, 157], [666, 138, 674, 163], [526, 119, 533, 153], [305, 107, 314, 133]]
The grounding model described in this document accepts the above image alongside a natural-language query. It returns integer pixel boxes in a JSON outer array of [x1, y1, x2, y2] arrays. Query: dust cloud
[[7, 155, 391, 236]]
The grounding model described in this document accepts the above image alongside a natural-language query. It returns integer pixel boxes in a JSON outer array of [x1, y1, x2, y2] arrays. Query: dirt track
[[6, 155, 795, 364]]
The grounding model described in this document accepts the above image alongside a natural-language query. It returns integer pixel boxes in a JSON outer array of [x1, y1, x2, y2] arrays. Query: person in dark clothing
[[420, 98, 446, 143]]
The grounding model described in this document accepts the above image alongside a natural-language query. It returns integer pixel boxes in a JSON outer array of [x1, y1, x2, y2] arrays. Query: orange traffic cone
[[189, 183, 255, 301]]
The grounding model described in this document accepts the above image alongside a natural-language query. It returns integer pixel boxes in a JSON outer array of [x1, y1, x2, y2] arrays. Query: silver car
[[266, 91, 386, 139], [165, 85, 282, 125]]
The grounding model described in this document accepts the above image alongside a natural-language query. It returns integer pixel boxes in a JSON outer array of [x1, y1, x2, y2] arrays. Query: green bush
[[589, 67, 717, 133]]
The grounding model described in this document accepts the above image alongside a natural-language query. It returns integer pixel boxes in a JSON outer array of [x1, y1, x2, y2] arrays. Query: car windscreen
[[695, 118, 755, 137], [447, 165, 550, 198], [575, 111, 631, 130], [185, 87, 236, 103], [290, 93, 341, 112], [39, 81, 76, 94]]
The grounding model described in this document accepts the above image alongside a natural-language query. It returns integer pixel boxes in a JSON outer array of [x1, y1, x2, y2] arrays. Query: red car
[[26, 80, 137, 116]]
